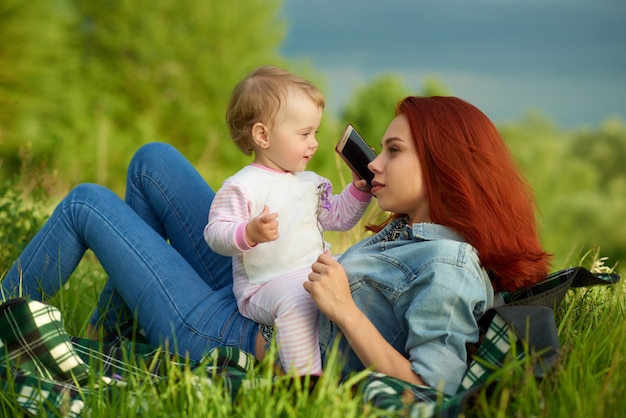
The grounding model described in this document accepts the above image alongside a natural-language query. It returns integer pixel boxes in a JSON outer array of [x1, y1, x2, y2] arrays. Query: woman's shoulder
[[423, 235, 478, 259], [404, 231, 493, 305], [414, 237, 491, 300], [401, 223, 484, 280], [419, 237, 482, 278]]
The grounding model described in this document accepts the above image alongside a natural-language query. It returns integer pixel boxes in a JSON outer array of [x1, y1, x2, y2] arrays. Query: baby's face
[[257, 93, 322, 173]]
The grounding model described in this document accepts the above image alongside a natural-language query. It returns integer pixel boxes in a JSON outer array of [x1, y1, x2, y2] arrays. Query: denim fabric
[[2, 143, 259, 360], [3, 142, 493, 391], [318, 219, 494, 396]]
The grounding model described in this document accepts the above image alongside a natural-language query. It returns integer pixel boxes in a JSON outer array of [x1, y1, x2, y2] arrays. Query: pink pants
[[239, 268, 321, 375]]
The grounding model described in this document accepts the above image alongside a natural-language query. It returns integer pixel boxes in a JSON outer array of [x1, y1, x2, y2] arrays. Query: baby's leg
[[244, 272, 322, 375]]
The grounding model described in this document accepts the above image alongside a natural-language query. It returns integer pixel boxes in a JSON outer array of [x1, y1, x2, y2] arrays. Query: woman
[[2, 96, 550, 397], [306, 96, 551, 394]]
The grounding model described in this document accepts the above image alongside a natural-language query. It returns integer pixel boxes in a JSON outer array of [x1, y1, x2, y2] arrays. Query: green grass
[[2, 264, 623, 417], [473, 278, 625, 417], [1, 183, 625, 417]]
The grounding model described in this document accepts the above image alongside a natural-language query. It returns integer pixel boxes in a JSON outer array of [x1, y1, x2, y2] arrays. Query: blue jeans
[[2, 143, 259, 360]]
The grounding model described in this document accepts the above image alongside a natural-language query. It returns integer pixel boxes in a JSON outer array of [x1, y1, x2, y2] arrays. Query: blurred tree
[[64, 0, 287, 188], [0, 0, 70, 179], [0, 0, 287, 192], [500, 112, 625, 268], [569, 117, 626, 188], [563, 117, 626, 266], [339, 74, 450, 152], [339, 75, 407, 151], [421, 76, 451, 98]]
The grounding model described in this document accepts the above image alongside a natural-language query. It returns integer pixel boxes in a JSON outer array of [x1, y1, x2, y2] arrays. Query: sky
[[280, 0, 626, 129]]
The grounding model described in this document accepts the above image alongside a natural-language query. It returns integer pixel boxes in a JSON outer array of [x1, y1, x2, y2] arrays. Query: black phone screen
[[341, 129, 376, 186]]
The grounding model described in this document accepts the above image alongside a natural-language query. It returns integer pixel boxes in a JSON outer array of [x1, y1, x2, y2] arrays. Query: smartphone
[[335, 124, 377, 187]]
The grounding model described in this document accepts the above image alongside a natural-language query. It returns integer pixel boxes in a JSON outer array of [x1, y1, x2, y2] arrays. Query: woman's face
[[368, 114, 431, 224]]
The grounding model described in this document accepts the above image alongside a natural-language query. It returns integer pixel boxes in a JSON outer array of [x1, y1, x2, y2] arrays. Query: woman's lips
[[370, 180, 384, 195]]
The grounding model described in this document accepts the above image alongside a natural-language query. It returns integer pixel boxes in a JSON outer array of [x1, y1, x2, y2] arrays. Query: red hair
[[372, 96, 551, 291]]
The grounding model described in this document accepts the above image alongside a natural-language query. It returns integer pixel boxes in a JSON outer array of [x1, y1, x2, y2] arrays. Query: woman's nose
[[368, 154, 382, 173]]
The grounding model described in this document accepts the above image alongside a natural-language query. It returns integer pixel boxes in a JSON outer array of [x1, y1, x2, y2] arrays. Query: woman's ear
[[251, 123, 270, 149]]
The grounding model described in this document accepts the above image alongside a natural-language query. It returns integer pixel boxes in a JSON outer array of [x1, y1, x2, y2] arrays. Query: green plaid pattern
[[0, 298, 90, 417], [0, 299, 234, 416], [69, 336, 189, 381], [0, 298, 90, 383], [201, 346, 262, 397], [0, 299, 552, 418], [357, 309, 520, 417], [204, 345, 257, 373], [359, 372, 441, 415], [1, 266, 618, 417], [1, 368, 85, 417], [458, 312, 520, 391]]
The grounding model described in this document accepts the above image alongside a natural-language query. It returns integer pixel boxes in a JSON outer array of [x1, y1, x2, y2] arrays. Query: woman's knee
[[129, 142, 177, 174], [68, 183, 112, 201], [62, 184, 120, 217]]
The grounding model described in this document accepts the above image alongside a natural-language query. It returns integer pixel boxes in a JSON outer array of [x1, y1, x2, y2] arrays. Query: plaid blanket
[[0, 297, 561, 418], [0, 298, 90, 416]]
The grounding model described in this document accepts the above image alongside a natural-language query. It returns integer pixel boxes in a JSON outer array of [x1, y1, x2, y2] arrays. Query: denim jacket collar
[[411, 222, 466, 243], [380, 217, 467, 244]]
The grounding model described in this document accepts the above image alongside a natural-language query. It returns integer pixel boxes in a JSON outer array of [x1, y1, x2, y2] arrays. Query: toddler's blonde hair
[[226, 66, 325, 155]]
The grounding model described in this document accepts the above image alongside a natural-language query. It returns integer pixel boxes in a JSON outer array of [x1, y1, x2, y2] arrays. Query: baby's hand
[[351, 172, 371, 193], [245, 205, 279, 246]]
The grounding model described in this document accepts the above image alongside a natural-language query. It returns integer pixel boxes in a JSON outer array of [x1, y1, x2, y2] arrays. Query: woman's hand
[[304, 252, 359, 326], [305, 252, 427, 387]]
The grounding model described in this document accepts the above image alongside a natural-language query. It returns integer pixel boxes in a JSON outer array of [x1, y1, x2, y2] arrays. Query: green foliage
[[0, 0, 71, 172], [3, 0, 624, 266], [68, 0, 284, 171], [339, 74, 409, 152], [561, 118, 626, 265], [1, 249, 623, 416], [0, 182, 48, 274], [0, 0, 287, 193], [570, 117, 626, 184], [2, 2, 625, 415], [420, 76, 452, 97], [500, 113, 626, 268], [337, 76, 626, 267]]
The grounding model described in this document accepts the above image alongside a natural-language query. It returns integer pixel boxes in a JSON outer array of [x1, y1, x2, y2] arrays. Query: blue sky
[[280, 0, 626, 128]]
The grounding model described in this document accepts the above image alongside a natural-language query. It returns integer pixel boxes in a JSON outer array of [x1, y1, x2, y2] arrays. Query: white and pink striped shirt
[[204, 163, 371, 374], [204, 163, 372, 305]]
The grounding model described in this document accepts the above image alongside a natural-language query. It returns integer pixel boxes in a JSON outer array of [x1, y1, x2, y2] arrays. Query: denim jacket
[[318, 218, 494, 396]]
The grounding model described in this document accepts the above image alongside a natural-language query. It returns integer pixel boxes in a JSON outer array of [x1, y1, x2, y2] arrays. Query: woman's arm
[[304, 252, 426, 386]]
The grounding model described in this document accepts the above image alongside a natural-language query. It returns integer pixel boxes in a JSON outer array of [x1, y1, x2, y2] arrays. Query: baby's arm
[[205, 181, 280, 254], [317, 178, 372, 232], [205, 181, 254, 255]]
